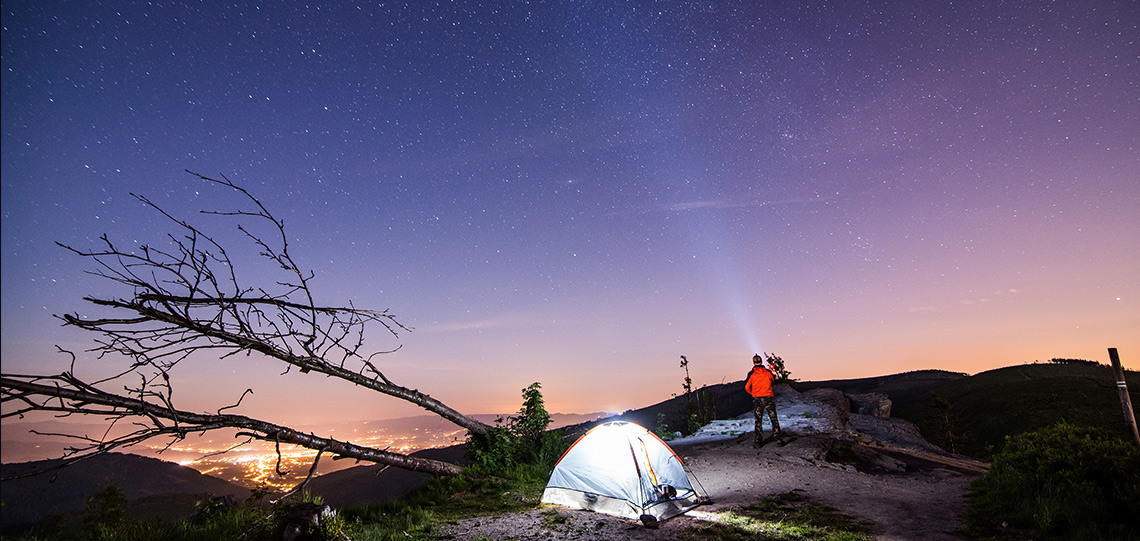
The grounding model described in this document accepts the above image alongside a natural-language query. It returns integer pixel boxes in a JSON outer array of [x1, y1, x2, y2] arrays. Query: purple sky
[[3, 1, 1138, 427]]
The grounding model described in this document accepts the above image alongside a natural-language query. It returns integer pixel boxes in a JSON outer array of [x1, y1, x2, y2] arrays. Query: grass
[[338, 462, 552, 539], [684, 492, 874, 540], [7, 471, 876, 541]]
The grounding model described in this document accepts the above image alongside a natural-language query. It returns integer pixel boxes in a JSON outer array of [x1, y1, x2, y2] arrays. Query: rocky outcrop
[[848, 414, 945, 455], [801, 388, 850, 427]]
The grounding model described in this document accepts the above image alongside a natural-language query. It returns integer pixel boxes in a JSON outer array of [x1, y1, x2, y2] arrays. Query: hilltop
[[797, 362, 1139, 457], [2, 361, 1135, 538], [442, 383, 989, 540]]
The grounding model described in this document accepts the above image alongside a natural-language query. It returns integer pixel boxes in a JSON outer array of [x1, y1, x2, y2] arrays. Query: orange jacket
[[745, 366, 775, 398]]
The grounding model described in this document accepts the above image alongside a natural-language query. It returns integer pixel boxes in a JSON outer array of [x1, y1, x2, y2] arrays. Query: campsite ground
[[440, 386, 989, 540]]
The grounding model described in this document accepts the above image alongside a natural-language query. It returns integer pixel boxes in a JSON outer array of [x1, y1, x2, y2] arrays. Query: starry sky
[[3, 1, 1138, 426]]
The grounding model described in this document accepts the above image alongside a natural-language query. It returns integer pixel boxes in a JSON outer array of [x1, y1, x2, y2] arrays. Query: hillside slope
[[1, 453, 250, 531], [605, 364, 1137, 459], [925, 362, 1140, 457]]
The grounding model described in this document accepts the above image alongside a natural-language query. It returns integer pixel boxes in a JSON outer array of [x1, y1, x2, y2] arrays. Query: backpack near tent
[[541, 421, 703, 526]]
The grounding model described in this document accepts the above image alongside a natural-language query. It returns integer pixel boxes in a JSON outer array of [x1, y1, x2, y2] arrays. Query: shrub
[[83, 480, 129, 530], [676, 356, 719, 436], [654, 412, 672, 439], [466, 382, 567, 472], [966, 422, 1140, 539]]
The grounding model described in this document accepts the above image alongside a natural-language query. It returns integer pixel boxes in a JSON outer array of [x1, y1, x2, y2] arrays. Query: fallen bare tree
[[1, 172, 492, 480]]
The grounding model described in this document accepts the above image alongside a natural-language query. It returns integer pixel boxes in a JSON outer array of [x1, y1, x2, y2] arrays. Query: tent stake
[[1108, 348, 1140, 445]]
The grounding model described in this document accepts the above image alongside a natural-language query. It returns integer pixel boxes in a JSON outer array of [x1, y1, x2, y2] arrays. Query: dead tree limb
[[47, 172, 489, 435], [0, 171, 494, 479], [1, 373, 464, 477]]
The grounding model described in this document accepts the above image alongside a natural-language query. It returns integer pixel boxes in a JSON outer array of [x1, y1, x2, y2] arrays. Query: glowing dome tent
[[541, 421, 702, 525]]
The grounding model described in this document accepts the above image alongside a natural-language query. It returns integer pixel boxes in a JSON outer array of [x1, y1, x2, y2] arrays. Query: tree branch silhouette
[[1, 171, 489, 480]]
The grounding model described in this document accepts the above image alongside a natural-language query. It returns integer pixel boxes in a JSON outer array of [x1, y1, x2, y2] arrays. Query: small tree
[[508, 382, 553, 453], [922, 391, 967, 454], [674, 356, 717, 436], [760, 352, 794, 383], [679, 356, 694, 400], [84, 480, 129, 530], [467, 382, 559, 470]]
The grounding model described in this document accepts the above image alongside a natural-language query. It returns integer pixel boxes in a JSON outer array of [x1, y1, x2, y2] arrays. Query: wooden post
[[1108, 348, 1140, 445]]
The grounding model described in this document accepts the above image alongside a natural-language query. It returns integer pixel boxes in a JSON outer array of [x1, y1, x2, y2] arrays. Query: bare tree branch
[[1, 374, 464, 478], [1, 172, 495, 480]]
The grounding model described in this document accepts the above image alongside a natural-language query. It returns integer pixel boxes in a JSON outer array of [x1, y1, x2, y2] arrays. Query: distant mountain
[[349, 411, 608, 435], [794, 369, 968, 403], [1, 452, 249, 532]]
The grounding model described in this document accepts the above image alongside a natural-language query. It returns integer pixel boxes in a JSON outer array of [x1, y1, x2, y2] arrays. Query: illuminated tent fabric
[[541, 421, 701, 525]]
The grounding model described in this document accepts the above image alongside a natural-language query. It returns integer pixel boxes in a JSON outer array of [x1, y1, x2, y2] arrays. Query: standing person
[[745, 354, 783, 447]]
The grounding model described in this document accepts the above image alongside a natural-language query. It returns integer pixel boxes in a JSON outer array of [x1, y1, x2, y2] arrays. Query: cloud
[[910, 288, 1021, 313], [663, 195, 831, 213], [417, 316, 516, 333]]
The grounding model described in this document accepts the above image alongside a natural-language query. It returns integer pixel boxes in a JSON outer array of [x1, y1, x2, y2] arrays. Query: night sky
[[3, 1, 1138, 425]]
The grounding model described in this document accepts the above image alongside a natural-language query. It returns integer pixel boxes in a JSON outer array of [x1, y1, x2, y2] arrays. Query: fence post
[[1108, 348, 1140, 445]]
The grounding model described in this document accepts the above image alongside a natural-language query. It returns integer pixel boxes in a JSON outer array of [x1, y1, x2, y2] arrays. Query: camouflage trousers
[[753, 396, 781, 442]]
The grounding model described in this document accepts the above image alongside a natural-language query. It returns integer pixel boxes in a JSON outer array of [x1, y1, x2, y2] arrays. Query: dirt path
[[678, 435, 985, 540], [440, 435, 984, 540]]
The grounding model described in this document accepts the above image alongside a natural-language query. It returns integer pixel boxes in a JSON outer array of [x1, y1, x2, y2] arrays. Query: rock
[[850, 414, 945, 455], [847, 392, 892, 418], [771, 385, 850, 433], [801, 388, 851, 426], [281, 502, 336, 541]]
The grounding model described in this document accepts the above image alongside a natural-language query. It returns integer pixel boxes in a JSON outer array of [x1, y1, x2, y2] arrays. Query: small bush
[[466, 382, 568, 472], [966, 422, 1140, 539], [653, 412, 672, 439]]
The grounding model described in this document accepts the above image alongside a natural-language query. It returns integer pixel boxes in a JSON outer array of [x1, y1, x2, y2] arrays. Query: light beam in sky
[[670, 199, 763, 356]]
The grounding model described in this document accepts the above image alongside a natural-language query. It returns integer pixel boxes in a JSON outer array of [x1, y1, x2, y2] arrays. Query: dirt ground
[[439, 387, 989, 540]]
